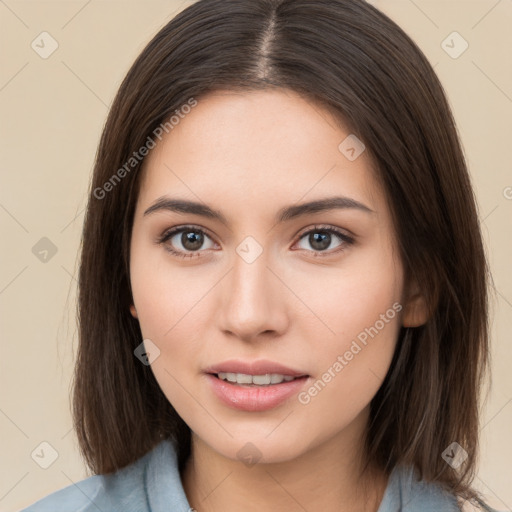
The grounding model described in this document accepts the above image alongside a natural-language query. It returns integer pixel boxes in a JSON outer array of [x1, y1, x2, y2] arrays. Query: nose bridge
[[219, 241, 285, 339]]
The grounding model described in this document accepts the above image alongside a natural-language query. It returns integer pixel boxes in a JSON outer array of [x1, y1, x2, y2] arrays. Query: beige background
[[0, 1, 511, 511]]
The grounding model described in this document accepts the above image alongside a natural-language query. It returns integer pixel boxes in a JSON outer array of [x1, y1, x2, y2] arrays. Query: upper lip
[[204, 359, 308, 377]]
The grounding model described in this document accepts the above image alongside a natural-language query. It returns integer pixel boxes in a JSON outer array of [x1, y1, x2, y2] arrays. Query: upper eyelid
[[161, 224, 214, 242], [296, 224, 353, 239]]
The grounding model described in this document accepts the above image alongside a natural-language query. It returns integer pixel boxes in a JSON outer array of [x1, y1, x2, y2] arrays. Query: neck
[[180, 409, 389, 512]]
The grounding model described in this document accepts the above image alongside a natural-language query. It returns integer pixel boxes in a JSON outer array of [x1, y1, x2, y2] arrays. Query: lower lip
[[206, 374, 309, 412]]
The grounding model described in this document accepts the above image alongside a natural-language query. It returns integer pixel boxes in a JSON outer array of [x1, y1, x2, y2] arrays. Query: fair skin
[[129, 89, 427, 512]]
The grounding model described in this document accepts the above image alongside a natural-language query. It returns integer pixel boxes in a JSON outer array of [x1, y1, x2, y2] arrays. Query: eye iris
[[310, 232, 330, 251], [182, 231, 203, 251]]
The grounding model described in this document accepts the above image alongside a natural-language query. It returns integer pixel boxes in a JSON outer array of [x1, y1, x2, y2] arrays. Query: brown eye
[[178, 230, 205, 251], [158, 226, 216, 259], [295, 225, 354, 256]]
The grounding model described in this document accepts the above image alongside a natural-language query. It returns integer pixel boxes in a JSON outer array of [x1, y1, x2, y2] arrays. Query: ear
[[402, 282, 429, 327], [130, 304, 138, 319]]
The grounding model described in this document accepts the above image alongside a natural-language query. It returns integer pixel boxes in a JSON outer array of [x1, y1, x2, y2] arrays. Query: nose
[[217, 249, 289, 343]]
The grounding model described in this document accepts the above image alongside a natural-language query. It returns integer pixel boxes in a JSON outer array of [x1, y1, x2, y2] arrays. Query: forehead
[[137, 89, 383, 219]]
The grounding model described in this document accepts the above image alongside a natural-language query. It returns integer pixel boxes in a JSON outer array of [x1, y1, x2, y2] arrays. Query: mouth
[[206, 373, 310, 412], [210, 372, 308, 387], [204, 359, 309, 386]]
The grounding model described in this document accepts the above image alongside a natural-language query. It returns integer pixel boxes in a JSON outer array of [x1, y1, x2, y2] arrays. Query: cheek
[[301, 323, 400, 440], [291, 240, 403, 400], [129, 246, 216, 402], [129, 238, 214, 341], [290, 240, 402, 354], [295, 275, 402, 432], [301, 280, 402, 398], [130, 259, 208, 414], [328, 274, 402, 357]]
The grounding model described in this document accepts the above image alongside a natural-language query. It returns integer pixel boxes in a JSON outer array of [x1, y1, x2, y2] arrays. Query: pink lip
[[204, 359, 307, 377], [203, 359, 310, 412], [206, 374, 309, 412]]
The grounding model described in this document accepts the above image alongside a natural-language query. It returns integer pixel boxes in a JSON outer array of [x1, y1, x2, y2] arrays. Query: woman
[[22, 0, 499, 510]]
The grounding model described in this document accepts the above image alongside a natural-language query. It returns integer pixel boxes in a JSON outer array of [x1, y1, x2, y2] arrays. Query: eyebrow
[[143, 195, 374, 224]]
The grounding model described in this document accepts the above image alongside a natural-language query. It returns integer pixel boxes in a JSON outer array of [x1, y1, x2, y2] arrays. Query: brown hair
[[73, 0, 491, 506]]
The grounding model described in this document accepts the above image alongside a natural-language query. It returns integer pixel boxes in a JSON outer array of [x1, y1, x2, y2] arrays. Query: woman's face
[[129, 89, 410, 463]]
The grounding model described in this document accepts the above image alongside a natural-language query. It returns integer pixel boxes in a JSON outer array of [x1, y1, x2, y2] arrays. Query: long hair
[[73, 0, 490, 504]]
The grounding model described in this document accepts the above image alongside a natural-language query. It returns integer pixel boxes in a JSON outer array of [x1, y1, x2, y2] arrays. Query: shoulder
[[378, 465, 503, 512], [19, 439, 191, 512], [19, 473, 105, 512]]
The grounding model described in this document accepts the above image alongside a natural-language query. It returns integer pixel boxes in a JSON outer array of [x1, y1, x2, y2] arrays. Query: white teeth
[[217, 372, 299, 385], [236, 373, 253, 384], [252, 374, 271, 385]]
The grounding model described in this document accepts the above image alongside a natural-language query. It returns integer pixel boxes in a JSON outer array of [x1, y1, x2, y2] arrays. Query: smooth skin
[[129, 89, 428, 512]]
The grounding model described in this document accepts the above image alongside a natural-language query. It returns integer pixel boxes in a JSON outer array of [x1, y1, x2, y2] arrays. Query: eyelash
[[157, 224, 355, 260]]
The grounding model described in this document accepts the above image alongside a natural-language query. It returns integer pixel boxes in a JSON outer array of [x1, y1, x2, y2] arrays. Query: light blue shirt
[[20, 439, 500, 511]]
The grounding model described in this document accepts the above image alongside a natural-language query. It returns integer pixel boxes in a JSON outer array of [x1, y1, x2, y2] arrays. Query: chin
[[195, 429, 313, 466]]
